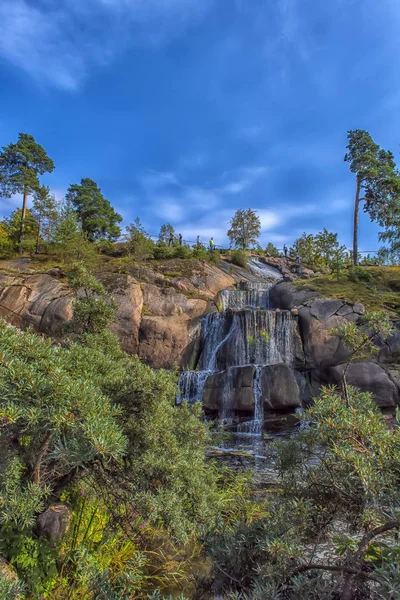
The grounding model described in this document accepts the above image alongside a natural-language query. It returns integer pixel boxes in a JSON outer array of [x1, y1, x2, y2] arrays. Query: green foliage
[[265, 242, 279, 257], [52, 201, 97, 263], [229, 249, 248, 268], [66, 178, 122, 241], [348, 265, 374, 283], [333, 310, 393, 363], [153, 242, 174, 260], [0, 221, 14, 258], [0, 524, 57, 597], [2, 208, 38, 252], [0, 133, 55, 199], [159, 223, 175, 243], [173, 244, 192, 259], [345, 129, 400, 263], [67, 262, 117, 335], [204, 387, 400, 598], [32, 185, 58, 253], [227, 208, 261, 250], [124, 218, 155, 266]]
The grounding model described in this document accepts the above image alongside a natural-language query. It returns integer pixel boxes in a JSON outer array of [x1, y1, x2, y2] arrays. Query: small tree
[[3, 208, 38, 253], [292, 233, 321, 269], [315, 228, 340, 267], [67, 262, 117, 335], [330, 243, 349, 280], [32, 185, 58, 253], [0, 133, 55, 250], [227, 208, 261, 250], [265, 242, 279, 257], [66, 178, 122, 241], [344, 130, 400, 265], [52, 201, 95, 263], [124, 218, 155, 278], [159, 223, 175, 243], [332, 310, 393, 407]]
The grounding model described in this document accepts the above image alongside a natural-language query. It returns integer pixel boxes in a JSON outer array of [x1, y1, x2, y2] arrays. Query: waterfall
[[199, 312, 232, 370], [237, 367, 264, 435], [213, 309, 297, 370], [220, 284, 271, 311], [177, 370, 211, 404], [176, 272, 300, 433], [248, 258, 283, 280]]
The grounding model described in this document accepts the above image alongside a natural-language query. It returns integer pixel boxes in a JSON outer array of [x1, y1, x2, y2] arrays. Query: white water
[[248, 258, 283, 280], [177, 271, 299, 432]]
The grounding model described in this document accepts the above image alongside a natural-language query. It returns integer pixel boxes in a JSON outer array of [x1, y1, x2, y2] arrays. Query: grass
[[294, 266, 400, 317]]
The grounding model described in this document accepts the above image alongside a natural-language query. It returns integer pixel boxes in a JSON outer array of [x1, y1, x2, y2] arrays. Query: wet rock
[[203, 366, 256, 414], [260, 364, 302, 410], [37, 504, 72, 546]]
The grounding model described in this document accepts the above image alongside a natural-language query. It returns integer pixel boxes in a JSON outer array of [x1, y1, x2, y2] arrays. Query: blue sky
[[1, 0, 400, 251]]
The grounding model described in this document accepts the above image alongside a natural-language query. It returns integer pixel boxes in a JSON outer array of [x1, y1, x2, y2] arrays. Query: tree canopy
[[66, 178, 122, 241], [227, 208, 261, 249], [345, 130, 400, 264], [0, 133, 55, 247]]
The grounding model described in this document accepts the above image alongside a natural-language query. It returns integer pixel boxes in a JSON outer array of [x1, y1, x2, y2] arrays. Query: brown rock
[[37, 504, 72, 546], [138, 315, 191, 368], [99, 273, 143, 354]]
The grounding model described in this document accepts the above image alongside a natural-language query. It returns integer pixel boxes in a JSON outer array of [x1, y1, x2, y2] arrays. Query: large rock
[[298, 299, 363, 370], [260, 364, 302, 410], [141, 283, 207, 318], [316, 361, 399, 408], [203, 366, 256, 414], [99, 273, 143, 354], [269, 282, 319, 310], [36, 504, 72, 546], [139, 315, 193, 368], [0, 271, 73, 332]]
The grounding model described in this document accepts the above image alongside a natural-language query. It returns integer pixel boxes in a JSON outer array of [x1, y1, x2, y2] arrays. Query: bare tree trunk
[[18, 187, 28, 253], [353, 177, 361, 266]]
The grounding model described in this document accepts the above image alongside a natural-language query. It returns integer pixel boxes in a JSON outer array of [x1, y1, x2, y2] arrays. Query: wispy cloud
[[0, 0, 211, 90]]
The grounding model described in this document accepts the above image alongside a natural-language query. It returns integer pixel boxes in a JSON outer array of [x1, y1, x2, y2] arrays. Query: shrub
[[173, 244, 193, 259], [153, 242, 174, 260], [265, 242, 280, 257], [348, 265, 374, 283], [230, 249, 248, 268]]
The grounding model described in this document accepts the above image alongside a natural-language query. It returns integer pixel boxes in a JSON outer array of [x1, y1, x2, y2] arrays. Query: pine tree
[[66, 178, 122, 241], [0, 133, 55, 251]]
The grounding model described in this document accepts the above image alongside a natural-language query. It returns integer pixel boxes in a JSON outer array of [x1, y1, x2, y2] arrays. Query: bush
[[348, 266, 374, 283], [173, 244, 193, 259], [95, 239, 115, 255], [230, 249, 248, 268], [265, 242, 280, 257], [153, 242, 174, 260]]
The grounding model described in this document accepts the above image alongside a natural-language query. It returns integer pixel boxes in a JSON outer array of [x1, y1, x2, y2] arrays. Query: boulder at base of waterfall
[[203, 366, 256, 414], [378, 328, 400, 364], [315, 361, 399, 408], [260, 364, 302, 410], [36, 504, 72, 546]]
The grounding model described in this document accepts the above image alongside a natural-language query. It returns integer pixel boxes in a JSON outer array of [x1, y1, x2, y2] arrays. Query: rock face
[[317, 361, 398, 408], [0, 259, 232, 368], [202, 364, 302, 416], [99, 273, 143, 354], [0, 271, 73, 334], [36, 504, 72, 546], [260, 364, 302, 410], [203, 366, 255, 414]]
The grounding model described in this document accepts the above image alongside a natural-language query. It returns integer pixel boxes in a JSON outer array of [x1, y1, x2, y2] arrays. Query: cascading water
[[177, 266, 299, 434]]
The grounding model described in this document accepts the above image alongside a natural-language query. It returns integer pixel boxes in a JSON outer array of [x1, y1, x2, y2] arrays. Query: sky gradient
[[1, 0, 400, 250]]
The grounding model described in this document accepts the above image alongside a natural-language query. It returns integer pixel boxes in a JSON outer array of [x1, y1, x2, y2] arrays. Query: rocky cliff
[[1, 257, 399, 410]]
